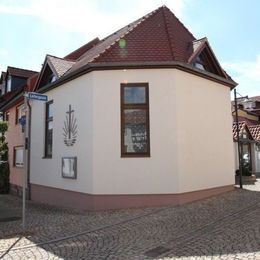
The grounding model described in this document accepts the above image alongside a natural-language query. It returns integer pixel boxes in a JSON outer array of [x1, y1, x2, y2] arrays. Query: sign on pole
[[25, 92, 48, 102], [22, 92, 48, 229]]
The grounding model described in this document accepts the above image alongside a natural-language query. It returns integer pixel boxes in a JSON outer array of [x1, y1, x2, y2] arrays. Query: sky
[[0, 0, 259, 97]]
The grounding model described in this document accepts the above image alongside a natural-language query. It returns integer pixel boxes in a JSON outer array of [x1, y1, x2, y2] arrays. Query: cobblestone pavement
[[0, 181, 260, 259]]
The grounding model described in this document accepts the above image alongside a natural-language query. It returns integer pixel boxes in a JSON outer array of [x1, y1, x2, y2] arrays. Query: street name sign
[[25, 92, 48, 102]]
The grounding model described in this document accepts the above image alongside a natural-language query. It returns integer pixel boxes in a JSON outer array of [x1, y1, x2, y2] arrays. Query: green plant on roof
[[119, 38, 127, 48]]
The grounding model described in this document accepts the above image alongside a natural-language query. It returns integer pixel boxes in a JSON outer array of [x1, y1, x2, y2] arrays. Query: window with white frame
[[14, 146, 23, 167]]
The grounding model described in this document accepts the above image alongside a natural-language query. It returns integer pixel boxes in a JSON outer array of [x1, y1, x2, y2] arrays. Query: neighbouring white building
[[29, 6, 237, 210]]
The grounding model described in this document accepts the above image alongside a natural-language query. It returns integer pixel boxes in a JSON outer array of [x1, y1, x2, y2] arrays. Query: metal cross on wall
[[63, 105, 78, 146], [67, 105, 74, 139]]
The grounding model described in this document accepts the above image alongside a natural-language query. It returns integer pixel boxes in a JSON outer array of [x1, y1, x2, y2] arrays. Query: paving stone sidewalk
[[0, 181, 260, 259]]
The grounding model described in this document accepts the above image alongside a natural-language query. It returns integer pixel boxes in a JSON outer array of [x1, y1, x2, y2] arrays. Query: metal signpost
[[22, 92, 48, 229]]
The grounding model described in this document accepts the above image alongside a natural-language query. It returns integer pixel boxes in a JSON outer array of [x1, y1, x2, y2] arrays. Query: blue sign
[[19, 115, 26, 126], [19, 115, 26, 133], [26, 92, 48, 101]]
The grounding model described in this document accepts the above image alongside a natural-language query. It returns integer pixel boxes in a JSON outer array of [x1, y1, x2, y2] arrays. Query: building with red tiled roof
[[0, 66, 38, 196], [231, 95, 260, 175], [249, 125, 260, 141], [64, 37, 100, 61], [0, 66, 37, 100], [27, 6, 237, 210]]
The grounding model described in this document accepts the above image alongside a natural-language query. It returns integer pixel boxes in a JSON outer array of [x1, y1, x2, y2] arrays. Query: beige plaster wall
[[30, 68, 234, 196], [92, 69, 179, 194], [174, 70, 235, 192], [30, 74, 94, 193], [91, 69, 235, 194]]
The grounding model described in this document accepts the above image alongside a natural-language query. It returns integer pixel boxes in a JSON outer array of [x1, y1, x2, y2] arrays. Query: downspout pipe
[[26, 98, 31, 200], [234, 88, 243, 189]]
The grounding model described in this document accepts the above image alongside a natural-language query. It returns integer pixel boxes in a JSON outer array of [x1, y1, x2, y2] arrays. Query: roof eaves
[[0, 88, 24, 111], [33, 56, 49, 91], [36, 61, 237, 95]]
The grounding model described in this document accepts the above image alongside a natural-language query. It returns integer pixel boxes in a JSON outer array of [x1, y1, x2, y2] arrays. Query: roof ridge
[[163, 6, 195, 40], [162, 6, 175, 60], [89, 6, 163, 63], [193, 37, 208, 43], [47, 54, 75, 63], [7, 66, 38, 73], [65, 37, 100, 61]]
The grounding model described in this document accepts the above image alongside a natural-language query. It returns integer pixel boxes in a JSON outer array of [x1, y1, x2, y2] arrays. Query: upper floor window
[[44, 101, 53, 158], [6, 76, 11, 92], [121, 83, 150, 157], [16, 104, 25, 125]]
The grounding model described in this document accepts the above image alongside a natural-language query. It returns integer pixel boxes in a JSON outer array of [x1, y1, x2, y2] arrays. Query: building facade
[[0, 69, 38, 196], [27, 6, 237, 210]]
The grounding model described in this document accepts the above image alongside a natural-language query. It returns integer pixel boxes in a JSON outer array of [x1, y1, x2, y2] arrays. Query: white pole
[[22, 93, 28, 229]]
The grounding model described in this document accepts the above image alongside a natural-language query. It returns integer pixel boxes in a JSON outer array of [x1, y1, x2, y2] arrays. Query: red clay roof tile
[[47, 55, 75, 77], [249, 125, 260, 141], [64, 38, 100, 60], [233, 121, 256, 141], [67, 6, 196, 74]]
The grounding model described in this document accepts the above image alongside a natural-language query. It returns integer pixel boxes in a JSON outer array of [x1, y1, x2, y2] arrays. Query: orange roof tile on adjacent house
[[232, 121, 254, 141], [249, 125, 260, 141]]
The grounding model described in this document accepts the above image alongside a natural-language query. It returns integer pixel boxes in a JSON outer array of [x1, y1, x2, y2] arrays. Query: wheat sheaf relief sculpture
[[63, 105, 78, 146]]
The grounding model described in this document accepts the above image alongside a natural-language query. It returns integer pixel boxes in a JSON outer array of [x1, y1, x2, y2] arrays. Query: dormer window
[[194, 62, 205, 70], [7, 76, 11, 92], [50, 75, 57, 83], [191, 41, 226, 78], [38, 64, 58, 89], [193, 57, 205, 71]]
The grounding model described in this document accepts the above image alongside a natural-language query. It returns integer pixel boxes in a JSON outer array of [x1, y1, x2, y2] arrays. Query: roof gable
[[7, 66, 37, 78], [35, 55, 75, 91], [233, 121, 254, 141], [188, 38, 227, 78]]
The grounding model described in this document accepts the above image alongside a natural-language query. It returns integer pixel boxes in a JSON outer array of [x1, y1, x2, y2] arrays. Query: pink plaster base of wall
[[31, 184, 234, 211]]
